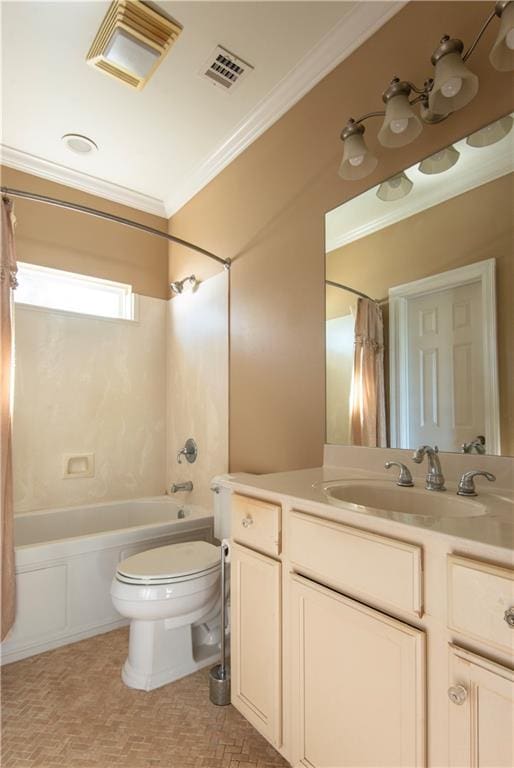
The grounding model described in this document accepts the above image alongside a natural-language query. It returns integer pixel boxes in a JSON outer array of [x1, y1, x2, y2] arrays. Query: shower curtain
[[1, 197, 17, 641], [349, 297, 386, 448]]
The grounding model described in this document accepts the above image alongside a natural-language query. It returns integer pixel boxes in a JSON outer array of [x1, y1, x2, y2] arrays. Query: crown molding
[[326, 147, 514, 253], [0, 145, 167, 218], [164, 1, 407, 216]]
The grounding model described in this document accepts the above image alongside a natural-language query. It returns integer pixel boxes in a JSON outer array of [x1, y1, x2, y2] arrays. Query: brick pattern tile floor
[[1, 628, 289, 768]]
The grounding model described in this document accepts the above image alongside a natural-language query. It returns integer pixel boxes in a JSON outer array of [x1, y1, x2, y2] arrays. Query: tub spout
[[169, 481, 193, 494]]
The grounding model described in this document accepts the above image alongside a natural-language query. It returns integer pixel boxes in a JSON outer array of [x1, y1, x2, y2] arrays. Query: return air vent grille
[[201, 45, 253, 91]]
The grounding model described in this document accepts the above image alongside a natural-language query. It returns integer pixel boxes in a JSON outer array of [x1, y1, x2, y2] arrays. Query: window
[[14, 263, 135, 321]]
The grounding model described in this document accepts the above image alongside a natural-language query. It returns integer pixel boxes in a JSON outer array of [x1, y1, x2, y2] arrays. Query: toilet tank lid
[[117, 541, 220, 580]]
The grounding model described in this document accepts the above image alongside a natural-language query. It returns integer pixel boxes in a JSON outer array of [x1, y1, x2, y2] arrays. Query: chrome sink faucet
[[412, 445, 446, 491]]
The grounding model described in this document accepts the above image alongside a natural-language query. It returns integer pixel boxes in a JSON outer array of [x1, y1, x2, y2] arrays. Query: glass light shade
[[376, 172, 413, 202], [429, 52, 479, 114], [338, 132, 378, 181], [467, 115, 514, 147], [104, 28, 160, 78], [490, 2, 514, 71], [419, 145, 460, 174], [378, 93, 422, 148]]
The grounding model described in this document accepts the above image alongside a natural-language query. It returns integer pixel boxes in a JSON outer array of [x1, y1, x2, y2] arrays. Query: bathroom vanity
[[224, 450, 514, 767]]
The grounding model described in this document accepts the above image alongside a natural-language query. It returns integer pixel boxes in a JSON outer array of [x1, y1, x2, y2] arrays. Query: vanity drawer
[[289, 510, 423, 617], [447, 555, 514, 657], [232, 493, 281, 557]]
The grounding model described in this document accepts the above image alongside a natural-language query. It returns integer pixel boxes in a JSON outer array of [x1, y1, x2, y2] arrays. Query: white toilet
[[111, 540, 222, 691]]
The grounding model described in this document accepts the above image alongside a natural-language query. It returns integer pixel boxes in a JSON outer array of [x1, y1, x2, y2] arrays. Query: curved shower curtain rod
[[1, 186, 231, 270]]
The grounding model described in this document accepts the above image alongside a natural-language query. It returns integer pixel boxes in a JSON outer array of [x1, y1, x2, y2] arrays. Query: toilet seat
[[116, 541, 220, 586]]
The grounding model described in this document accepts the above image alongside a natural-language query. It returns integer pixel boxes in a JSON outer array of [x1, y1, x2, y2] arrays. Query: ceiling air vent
[[86, 0, 182, 90], [201, 45, 253, 92]]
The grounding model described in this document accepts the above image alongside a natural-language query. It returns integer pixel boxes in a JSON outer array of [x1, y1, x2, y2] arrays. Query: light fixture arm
[[463, 5, 501, 61], [343, 77, 434, 135]]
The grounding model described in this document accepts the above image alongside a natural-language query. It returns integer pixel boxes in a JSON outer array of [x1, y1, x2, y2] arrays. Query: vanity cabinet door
[[231, 542, 282, 748], [448, 645, 514, 767], [290, 574, 426, 768]]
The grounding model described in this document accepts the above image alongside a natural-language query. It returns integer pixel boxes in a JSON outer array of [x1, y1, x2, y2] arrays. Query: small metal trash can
[[209, 542, 230, 706]]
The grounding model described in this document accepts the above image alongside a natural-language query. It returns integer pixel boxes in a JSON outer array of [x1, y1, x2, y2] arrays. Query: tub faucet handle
[[177, 438, 198, 464]]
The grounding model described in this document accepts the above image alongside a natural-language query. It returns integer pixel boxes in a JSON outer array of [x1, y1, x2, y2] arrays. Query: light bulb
[[349, 155, 364, 167], [390, 118, 409, 134], [441, 76, 462, 97], [506, 28, 514, 50]]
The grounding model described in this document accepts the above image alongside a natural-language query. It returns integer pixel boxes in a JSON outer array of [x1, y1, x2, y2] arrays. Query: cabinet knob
[[241, 516, 254, 528], [504, 607, 514, 627], [448, 685, 468, 705]]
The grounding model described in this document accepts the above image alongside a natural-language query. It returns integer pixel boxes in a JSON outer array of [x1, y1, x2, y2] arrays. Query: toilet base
[[122, 613, 222, 691]]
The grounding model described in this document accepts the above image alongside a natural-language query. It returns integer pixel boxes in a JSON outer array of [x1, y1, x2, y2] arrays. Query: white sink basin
[[324, 481, 487, 519]]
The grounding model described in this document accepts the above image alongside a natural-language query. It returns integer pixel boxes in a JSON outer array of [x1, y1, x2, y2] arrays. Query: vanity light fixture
[[338, 1, 514, 181], [86, 0, 182, 90], [376, 172, 413, 201], [170, 275, 199, 295], [466, 114, 514, 146], [418, 144, 460, 174]]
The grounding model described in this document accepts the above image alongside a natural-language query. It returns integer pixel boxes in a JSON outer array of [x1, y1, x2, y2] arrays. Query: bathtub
[[1, 497, 214, 665]]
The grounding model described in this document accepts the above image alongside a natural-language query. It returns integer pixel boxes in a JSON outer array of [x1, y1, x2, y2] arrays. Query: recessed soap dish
[[63, 453, 95, 479]]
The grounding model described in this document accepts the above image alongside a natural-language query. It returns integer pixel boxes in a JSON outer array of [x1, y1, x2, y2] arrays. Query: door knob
[[448, 685, 468, 705], [241, 516, 254, 528]]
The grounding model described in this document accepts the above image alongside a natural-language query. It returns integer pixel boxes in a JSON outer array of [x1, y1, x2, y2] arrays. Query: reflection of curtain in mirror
[[349, 298, 386, 447], [1, 197, 17, 640]]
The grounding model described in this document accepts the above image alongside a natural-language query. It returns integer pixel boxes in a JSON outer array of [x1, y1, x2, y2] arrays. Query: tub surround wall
[[168, 1, 514, 474], [166, 272, 229, 509], [13, 296, 167, 512]]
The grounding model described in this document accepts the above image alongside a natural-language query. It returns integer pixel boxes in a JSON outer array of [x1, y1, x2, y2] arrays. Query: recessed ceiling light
[[61, 134, 98, 155]]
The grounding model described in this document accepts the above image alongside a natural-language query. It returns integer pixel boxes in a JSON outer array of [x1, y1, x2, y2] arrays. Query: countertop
[[220, 465, 514, 554]]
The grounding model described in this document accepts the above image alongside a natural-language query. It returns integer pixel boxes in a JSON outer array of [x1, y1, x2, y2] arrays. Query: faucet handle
[[457, 470, 496, 497], [176, 438, 198, 465], [385, 461, 414, 487]]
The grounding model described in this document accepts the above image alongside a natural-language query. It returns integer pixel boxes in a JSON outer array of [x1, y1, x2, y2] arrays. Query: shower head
[[170, 275, 199, 295]]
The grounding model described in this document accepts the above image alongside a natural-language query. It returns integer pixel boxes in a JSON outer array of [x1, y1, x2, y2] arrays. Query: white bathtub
[[1, 497, 214, 664]]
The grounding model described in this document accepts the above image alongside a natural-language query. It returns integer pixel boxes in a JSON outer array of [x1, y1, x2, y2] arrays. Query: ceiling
[[325, 115, 514, 253], [0, 1, 403, 217]]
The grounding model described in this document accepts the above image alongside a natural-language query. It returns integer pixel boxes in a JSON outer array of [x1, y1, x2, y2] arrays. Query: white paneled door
[[406, 281, 485, 451]]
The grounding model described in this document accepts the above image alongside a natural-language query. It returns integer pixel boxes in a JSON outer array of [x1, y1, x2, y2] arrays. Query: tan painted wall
[[326, 173, 514, 455], [1, 166, 169, 299], [168, 2, 514, 473]]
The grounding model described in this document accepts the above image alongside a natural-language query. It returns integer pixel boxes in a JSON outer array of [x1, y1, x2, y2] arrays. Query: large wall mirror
[[325, 113, 513, 457]]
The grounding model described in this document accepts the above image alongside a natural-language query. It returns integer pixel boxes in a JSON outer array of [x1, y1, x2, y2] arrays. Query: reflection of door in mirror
[[389, 260, 499, 454]]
